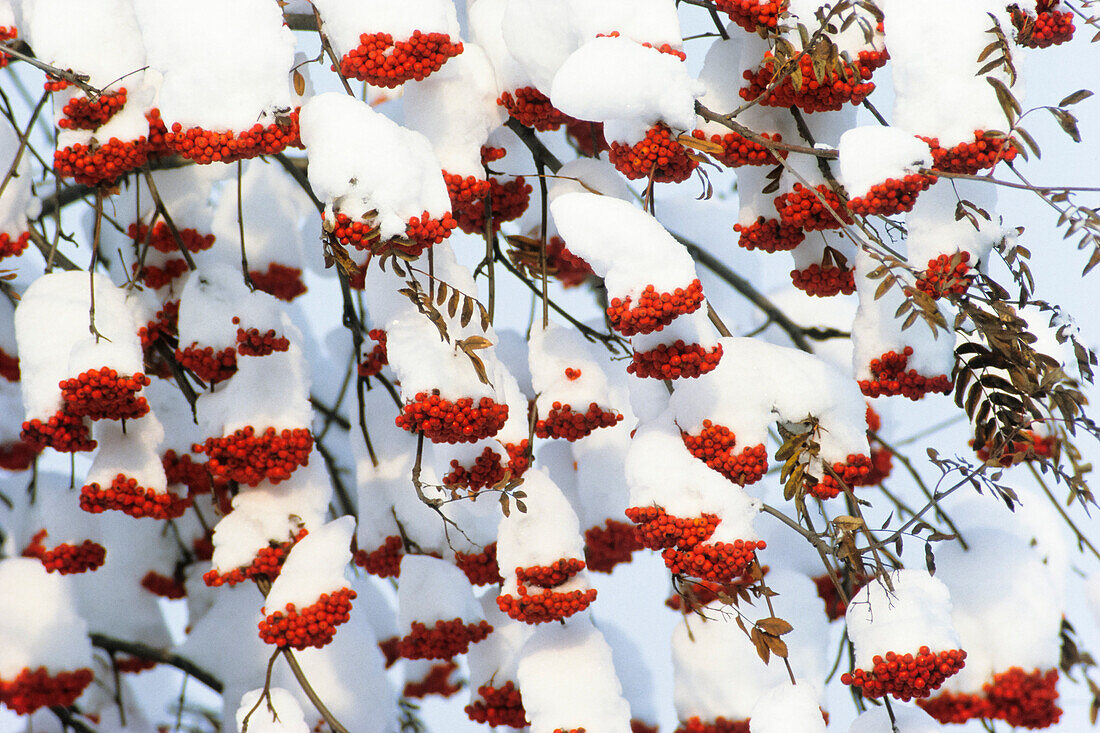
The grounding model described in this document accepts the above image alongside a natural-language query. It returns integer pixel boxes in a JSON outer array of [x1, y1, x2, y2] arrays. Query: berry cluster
[[203, 528, 308, 587], [775, 183, 853, 231], [865, 446, 894, 485], [565, 118, 609, 156], [813, 572, 868, 621], [628, 341, 724, 380], [249, 262, 307, 302], [632, 723, 659, 733], [674, 716, 749, 733], [0, 350, 18, 382], [984, 667, 1062, 728], [115, 656, 158, 674], [848, 174, 937, 217], [810, 453, 875, 499], [443, 171, 492, 212], [0, 230, 30, 260], [681, 421, 769, 486], [716, 0, 785, 31], [0, 26, 16, 67], [498, 87, 567, 131], [452, 176, 532, 235], [859, 347, 953, 400], [546, 236, 594, 287], [357, 329, 389, 378], [974, 429, 1057, 466], [194, 426, 314, 486], [919, 132, 1017, 175], [258, 587, 356, 650], [404, 660, 461, 699], [915, 251, 972, 299], [21, 529, 106, 574], [21, 410, 96, 453], [662, 539, 764, 584], [496, 585, 598, 624], [741, 48, 886, 112], [454, 542, 503, 586], [466, 681, 529, 728], [353, 535, 404, 578], [327, 211, 380, 251], [145, 108, 171, 158], [140, 570, 186, 599], [692, 129, 785, 167], [127, 221, 215, 254], [60, 368, 150, 420], [515, 558, 587, 588], [54, 136, 149, 186], [444, 445, 507, 490], [398, 618, 494, 660], [665, 579, 725, 613], [584, 519, 643, 573], [80, 474, 191, 520], [339, 31, 463, 88], [734, 217, 805, 253], [235, 324, 290, 357], [626, 506, 719, 552], [535, 402, 624, 441], [164, 112, 301, 164], [0, 439, 37, 471], [138, 302, 179, 358], [58, 89, 127, 130], [134, 258, 188, 290], [505, 440, 532, 477], [0, 667, 94, 715], [404, 211, 458, 253], [608, 124, 699, 183], [607, 280, 705, 336], [1013, 1, 1075, 48], [841, 646, 967, 701], [175, 342, 238, 384], [916, 690, 991, 725], [395, 392, 509, 444]]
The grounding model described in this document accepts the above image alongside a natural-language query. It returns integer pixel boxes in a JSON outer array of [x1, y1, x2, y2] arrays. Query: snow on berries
[[843, 570, 967, 701], [18, 477, 107, 574], [838, 127, 936, 217], [465, 593, 531, 727], [396, 555, 493, 659], [1012, 0, 1075, 48], [235, 687, 310, 733], [530, 323, 623, 441], [748, 682, 827, 733]]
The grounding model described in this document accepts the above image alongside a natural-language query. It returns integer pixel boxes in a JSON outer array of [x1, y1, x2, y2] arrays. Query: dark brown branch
[[89, 634, 223, 693]]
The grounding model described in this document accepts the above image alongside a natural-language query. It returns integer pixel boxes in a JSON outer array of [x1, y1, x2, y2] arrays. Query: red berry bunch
[[454, 542, 503, 586], [444, 445, 507, 490], [715, 0, 785, 31], [974, 429, 1057, 466], [607, 279, 705, 336], [353, 535, 404, 578], [919, 131, 1017, 175], [515, 558, 587, 588], [452, 176, 533, 235], [859, 347, 952, 400], [403, 210, 458, 253], [127, 221, 215, 254], [21, 529, 106, 575], [134, 258, 188, 290], [234, 323, 290, 357], [674, 716, 749, 733], [0, 667, 94, 715], [194, 426, 314, 486], [841, 646, 967, 701], [535, 402, 624, 441], [0, 231, 30, 260], [681, 421, 769, 486], [249, 262, 308, 302], [115, 656, 158, 674], [915, 251, 972, 299], [80, 473, 191, 520], [357, 329, 389, 378], [632, 722, 660, 733], [145, 108, 171, 158], [565, 118, 610, 156], [983, 667, 1062, 728], [44, 77, 70, 92], [378, 637, 401, 667], [813, 572, 868, 621], [444, 171, 492, 211], [740, 48, 884, 112], [1013, 1, 1075, 48], [848, 174, 937, 216], [505, 439, 532, 477], [496, 584, 598, 624], [626, 506, 720, 552], [395, 392, 509, 444], [339, 31, 463, 88], [58, 89, 127, 130], [21, 410, 96, 453], [546, 236, 594, 287], [665, 579, 726, 613], [662, 539, 764, 584], [790, 263, 856, 297], [0, 349, 18, 381], [0, 26, 17, 67], [59, 368, 150, 421], [0, 439, 37, 470], [175, 343, 238, 384], [628, 341, 724, 380], [139, 301, 179, 354], [404, 660, 462, 699], [808, 453, 875, 499], [917, 690, 992, 724], [203, 528, 309, 587], [498, 87, 568, 131], [54, 136, 149, 186], [398, 618, 494, 660], [140, 569, 186, 599], [776, 183, 853, 231], [608, 123, 699, 183], [466, 681, 529, 728], [733, 217, 805, 253], [258, 587, 356, 650], [692, 128, 785, 167], [164, 111, 302, 164], [584, 518, 644, 573]]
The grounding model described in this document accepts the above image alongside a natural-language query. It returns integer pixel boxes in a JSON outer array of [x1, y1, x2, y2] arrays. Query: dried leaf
[[756, 617, 794, 636], [750, 627, 771, 664], [1060, 89, 1094, 107], [461, 297, 474, 327], [447, 289, 460, 318]]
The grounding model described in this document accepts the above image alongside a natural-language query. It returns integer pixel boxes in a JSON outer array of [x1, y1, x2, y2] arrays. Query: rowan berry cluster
[[356, 329, 389, 378], [505, 439, 532, 476], [915, 251, 972, 299], [454, 542, 503, 586], [465, 681, 529, 728], [21, 410, 96, 453], [662, 538, 764, 584], [127, 222, 215, 254], [235, 325, 290, 357], [565, 118, 609, 156], [847, 174, 937, 216], [404, 661, 461, 699], [21, 529, 106, 574], [175, 342, 238, 384], [498, 87, 567, 131], [249, 263, 308, 302], [0, 667, 94, 715], [809, 453, 875, 499], [134, 258, 188, 290], [395, 392, 509, 444], [258, 587, 356, 650], [353, 535, 404, 578], [114, 656, 158, 674], [0, 231, 30, 260], [607, 279, 705, 336], [535, 402, 624, 441], [632, 722, 660, 733], [496, 584, 598, 624], [404, 210, 458, 253], [0, 440, 36, 471], [813, 572, 867, 621], [138, 301, 179, 352], [681, 421, 769, 486], [443, 171, 492, 212], [628, 341, 724, 380], [608, 124, 699, 183], [841, 646, 967, 701], [626, 506, 720, 552], [444, 445, 507, 490], [57, 89, 127, 130], [54, 136, 149, 186], [515, 558, 587, 588], [665, 579, 726, 613], [1014, 1, 1075, 48], [0, 26, 16, 67], [195, 426, 313, 486], [57, 368, 150, 421], [984, 667, 1062, 728], [339, 31, 463, 88], [140, 569, 186, 599], [674, 716, 749, 733], [398, 618, 494, 659], [203, 528, 308, 587], [919, 131, 1017, 175], [740, 49, 885, 112], [775, 183, 853, 231], [583, 519, 643, 573], [545, 236, 594, 287], [164, 112, 301, 164], [692, 129, 785, 167], [80, 473, 191, 520], [327, 211, 380, 251], [452, 176, 532, 235], [858, 347, 953, 400], [145, 109, 170, 157], [716, 0, 785, 31], [733, 217, 805, 253]]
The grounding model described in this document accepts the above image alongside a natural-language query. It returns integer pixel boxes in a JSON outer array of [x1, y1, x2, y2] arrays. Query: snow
[[467, 590, 531, 688], [0, 115, 34, 237], [264, 516, 355, 614], [397, 554, 485, 630], [571, 421, 634, 528], [516, 614, 633, 733], [21, 0, 145, 89], [177, 264, 254, 351], [547, 158, 634, 205], [236, 688, 309, 733], [846, 569, 961, 670], [310, 0, 461, 58], [837, 127, 933, 198], [468, 0, 530, 92], [502, 0, 582, 96], [849, 704, 941, 733], [576, 0, 683, 49], [197, 343, 312, 435], [496, 468, 587, 581], [383, 307, 498, 401], [748, 681, 826, 733], [551, 35, 702, 144], [84, 414, 167, 492], [300, 92, 451, 241], [529, 321, 616, 416], [598, 620, 659, 726], [906, 179, 1002, 265]]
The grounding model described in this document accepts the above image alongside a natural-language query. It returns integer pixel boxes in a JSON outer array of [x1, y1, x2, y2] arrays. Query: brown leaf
[[460, 335, 493, 350], [436, 283, 449, 306], [447, 289, 460, 318], [461, 296, 474, 327], [756, 617, 794, 636], [750, 627, 771, 664], [292, 69, 306, 96], [764, 635, 789, 658]]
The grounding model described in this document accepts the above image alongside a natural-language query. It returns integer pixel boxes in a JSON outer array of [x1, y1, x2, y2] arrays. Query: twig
[[0, 41, 103, 96], [0, 90, 48, 201], [89, 634, 223, 693]]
